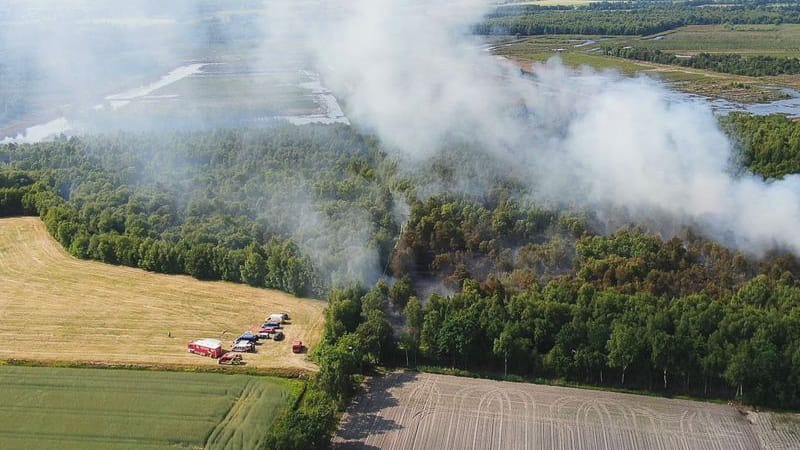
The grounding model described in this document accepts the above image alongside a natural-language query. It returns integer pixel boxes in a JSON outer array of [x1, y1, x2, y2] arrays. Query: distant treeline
[[722, 112, 800, 179], [479, 5, 800, 35], [604, 47, 800, 76], [490, 0, 793, 15]]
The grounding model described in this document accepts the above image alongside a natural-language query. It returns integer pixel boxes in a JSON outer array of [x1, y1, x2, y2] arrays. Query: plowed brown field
[[0, 217, 325, 372], [334, 372, 800, 450]]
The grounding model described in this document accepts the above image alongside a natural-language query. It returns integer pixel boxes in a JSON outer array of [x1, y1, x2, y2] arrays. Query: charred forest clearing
[[3, 1, 800, 450]]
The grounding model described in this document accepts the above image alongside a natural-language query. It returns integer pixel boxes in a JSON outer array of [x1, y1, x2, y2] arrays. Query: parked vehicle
[[231, 340, 256, 353], [267, 313, 285, 324], [188, 338, 223, 358], [292, 340, 304, 353], [236, 331, 259, 342], [263, 321, 282, 329], [257, 328, 284, 340], [260, 324, 279, 334], [218, 352, 243, 365], [256, 330, 272, 340]]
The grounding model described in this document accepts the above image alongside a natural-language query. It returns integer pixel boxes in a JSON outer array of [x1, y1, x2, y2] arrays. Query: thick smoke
[[0, 1, 191, 117], [0, 0, 382, 286], [5, 0, 800, 287], [0, 0, 263, 137], [263, 0, 800, 256]]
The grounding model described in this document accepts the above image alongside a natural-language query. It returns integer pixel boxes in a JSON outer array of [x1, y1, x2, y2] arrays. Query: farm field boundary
[[0, 217, 325, 371]]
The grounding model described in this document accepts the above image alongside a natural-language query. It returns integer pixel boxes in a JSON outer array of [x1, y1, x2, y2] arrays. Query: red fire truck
[[188, 338, 223, 358]]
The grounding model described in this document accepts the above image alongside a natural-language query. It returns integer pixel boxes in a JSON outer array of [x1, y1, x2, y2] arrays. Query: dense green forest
[[721, 113, 800, 179], [479, 4, 800, 35], [0, 126, 400, 296], [393, 230, 800, 407], [3, 115, 800, 412], [604, 47, 800, 76]]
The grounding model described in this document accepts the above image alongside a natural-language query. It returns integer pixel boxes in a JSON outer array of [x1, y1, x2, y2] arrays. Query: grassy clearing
[[98, 69, 322, 129], [0, 217, 325, 372], [636, 24, 800, 56], [494, 25, 800, 102], [557, 52, 653, 74], [148, 71, 320, 113], [0, 365, 301, 450]]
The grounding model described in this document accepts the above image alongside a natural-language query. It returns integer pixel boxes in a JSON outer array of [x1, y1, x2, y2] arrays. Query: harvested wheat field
[[0, 217, 325, 372], [334, 372, 800, 450]]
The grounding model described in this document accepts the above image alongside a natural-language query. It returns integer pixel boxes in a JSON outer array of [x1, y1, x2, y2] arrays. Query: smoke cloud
[[262, 0, 800, 256], [4, 0, 800, 284]]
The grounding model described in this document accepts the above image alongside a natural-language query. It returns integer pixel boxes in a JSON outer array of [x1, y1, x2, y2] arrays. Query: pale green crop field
[[0, 365, 301, 450], [636, 24, 800, 57]]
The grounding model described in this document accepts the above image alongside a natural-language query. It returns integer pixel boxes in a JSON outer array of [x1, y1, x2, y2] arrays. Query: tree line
[[0, 173, 319, 295], [0, 126, 401, 296], [488, 0, 791, 17], [265, 282, 397, 450], [604, 46, 800, 77], [389, 224, 800, 409], [478, 4, 800, 36]]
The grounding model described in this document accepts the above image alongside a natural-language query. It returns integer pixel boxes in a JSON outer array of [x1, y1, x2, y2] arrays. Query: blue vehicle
[[236, 331, 259, 342]]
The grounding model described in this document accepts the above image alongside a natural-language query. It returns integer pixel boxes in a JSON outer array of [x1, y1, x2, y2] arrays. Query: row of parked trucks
[[187, 312, 303, 365]]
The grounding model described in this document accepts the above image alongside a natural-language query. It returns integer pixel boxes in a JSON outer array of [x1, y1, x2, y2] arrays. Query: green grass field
[[634, 24, 800, 57], [494, 24, 800, 101], [148, 71, 320, 113], [0, 365, 301, 450]]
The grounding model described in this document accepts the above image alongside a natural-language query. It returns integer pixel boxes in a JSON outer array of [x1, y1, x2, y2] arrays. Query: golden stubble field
[[0, 217, 325, 372], [334, 372, 800, 450]]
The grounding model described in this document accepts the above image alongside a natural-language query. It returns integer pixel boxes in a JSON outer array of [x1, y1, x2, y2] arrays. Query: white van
[[267, 313, 285, 323]]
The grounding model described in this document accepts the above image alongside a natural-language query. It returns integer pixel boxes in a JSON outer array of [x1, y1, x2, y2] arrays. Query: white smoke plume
[[262, 0, 800, 256], [4, 0, 799, 279]]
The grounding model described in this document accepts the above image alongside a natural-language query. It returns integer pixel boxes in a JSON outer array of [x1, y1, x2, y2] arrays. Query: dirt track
[[0, 217, 325, 371], [334, 372, 799, 450]]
